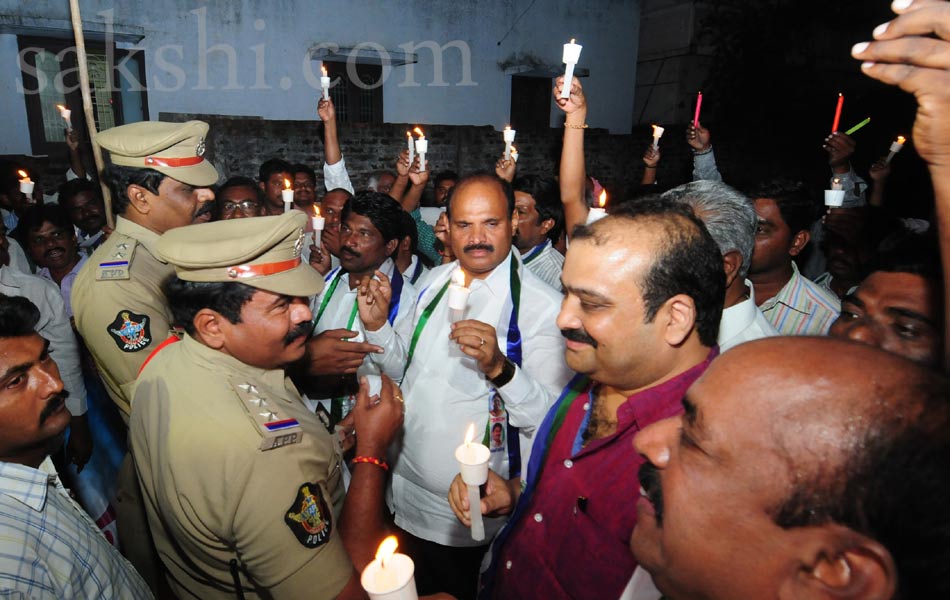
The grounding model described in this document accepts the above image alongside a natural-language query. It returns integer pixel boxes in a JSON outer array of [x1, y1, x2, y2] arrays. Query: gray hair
[[662, 181, 757, 278]]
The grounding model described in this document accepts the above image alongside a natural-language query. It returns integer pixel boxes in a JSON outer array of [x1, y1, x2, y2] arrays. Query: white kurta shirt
[[717, 280, 779, 352], [309, 258, 416, 382], [390, 251, 572, 546]]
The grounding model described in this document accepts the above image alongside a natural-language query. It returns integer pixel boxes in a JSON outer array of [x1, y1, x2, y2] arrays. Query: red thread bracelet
[[352, 456, 389, 471]]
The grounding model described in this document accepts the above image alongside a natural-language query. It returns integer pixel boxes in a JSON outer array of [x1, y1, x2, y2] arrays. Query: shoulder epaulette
[[230, 378, 304, 451], [96, 238, 137, 281]]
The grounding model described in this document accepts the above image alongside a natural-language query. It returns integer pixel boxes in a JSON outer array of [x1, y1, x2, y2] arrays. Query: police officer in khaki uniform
[[72, 120, 218, 420], [131, 211, 406, 599], [71, 120, 218, 591]]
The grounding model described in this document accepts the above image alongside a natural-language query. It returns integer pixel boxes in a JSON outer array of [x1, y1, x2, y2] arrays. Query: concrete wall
[[0, 0, 640, 156]]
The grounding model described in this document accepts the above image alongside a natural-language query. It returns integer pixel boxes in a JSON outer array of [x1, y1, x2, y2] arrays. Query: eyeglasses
[[29, 229, 70, 247], [293, 182, 316, 191], [221, 200, 262, 213]]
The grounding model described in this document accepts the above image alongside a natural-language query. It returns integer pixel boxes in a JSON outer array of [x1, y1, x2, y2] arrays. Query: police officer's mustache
[[283, 321, 314, 346], [193, 202, 215, 219], [561, 328, 598, 347]]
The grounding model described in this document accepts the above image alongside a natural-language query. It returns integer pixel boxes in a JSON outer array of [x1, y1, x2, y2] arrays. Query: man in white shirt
[[663, 181, 778, 351], [0, 294, 150, 599], [512, 175, 564, 291], [391, 173, 571, 599], [306, 192, 417, 427]]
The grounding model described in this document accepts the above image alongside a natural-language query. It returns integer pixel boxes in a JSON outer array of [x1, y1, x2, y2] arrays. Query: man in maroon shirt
[[449, 197, 725, 599]]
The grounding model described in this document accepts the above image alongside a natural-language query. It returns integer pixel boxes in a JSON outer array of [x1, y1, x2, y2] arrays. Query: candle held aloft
[[560, 38, 583, 99], [503, 126, 516, 160], [692, 92, 703, 128], [885, 135, 906, 165], [360, 536, 418, 600], [414, 127, 428, 172], [651, 125, 665, 149], [586, 190, 608, 224], [510, 145, 519, 163], [311, 205, 325, 247], [455, 423, 491, 542], [844, 117, 871, 136], [17, 169, 34, 195], [282, 178, 294, 212], [831, 93, 844, 133], [56, 104, 72, 130], [320, 65, 331, 101], [447, 268, 470, 321], [406, 131, 415, 165]]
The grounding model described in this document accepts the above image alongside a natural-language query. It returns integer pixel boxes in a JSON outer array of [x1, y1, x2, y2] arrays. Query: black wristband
[[489, 358, 517, 388]]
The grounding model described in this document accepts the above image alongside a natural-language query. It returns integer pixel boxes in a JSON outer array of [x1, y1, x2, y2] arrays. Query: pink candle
[[692, 92, 703, 128]]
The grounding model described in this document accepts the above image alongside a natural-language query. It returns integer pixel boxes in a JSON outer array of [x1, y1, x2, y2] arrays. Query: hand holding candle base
[[455, 424, 491, 542]]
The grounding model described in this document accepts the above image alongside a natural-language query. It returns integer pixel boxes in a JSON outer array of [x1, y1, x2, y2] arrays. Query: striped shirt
[[521, 240, 564, 291], [759, 263, 841, 336], [0, 458, 151, 599]]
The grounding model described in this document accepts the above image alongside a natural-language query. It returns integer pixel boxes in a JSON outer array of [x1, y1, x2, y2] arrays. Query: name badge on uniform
[[231, 380, 304, 451], [96, 241, 136, 280]]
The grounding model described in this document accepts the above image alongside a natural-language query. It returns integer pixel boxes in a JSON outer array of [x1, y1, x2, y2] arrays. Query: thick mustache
[[284, 320, 313, 345], [340, 246, 361, 259], [39, 391, 69, 424], [463, 244, 494, 254], [44, 246, 66, 258], [638, 462, 664, 526], [561, 328, 598, 347], [194, 202, 215, 218]]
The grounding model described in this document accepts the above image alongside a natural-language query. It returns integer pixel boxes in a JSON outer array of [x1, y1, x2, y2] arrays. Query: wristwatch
[[489, 358, 517, 388]]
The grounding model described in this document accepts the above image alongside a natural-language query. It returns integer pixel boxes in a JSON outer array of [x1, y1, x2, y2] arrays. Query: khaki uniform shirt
[[72, 216, 174, 419], [130, 335, 351, 600]]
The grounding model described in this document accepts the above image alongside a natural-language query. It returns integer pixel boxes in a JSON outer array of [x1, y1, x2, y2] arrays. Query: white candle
[[455, 423, 491, 542], [17, 170, 34, 195], [360, 536, 418, 600], [651, 125, 665, 149], [831, 178, 843, 191], [885, 135, 906, 165], [824, 189, 845, 207], [282, 178, 294, 213], [406, 131, 415, 165], [560, 39, 583, 99], [311, 205, 326, 247], [510, 145, 519, 163], [56, 104, 72, 130], [447, 268, 470, 322], [586, 190, 607, 224], [503, 126, 516, 160], [321, 65, 331, 101], [414, 127, 428, 173]]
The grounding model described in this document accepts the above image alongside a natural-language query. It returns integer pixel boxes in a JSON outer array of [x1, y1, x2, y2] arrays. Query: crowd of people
[[0, 1, 949, 598]]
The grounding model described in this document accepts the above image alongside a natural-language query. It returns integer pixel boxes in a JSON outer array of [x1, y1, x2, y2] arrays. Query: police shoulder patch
[[285, 482, 332, 548], [107, 310, 152, 352]]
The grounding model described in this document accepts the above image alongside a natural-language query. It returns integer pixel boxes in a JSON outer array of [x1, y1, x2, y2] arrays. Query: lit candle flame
[[651, 124, 658, 135], [283, 178, 291, 190], [570, 38, 575, 44], [17, 170, 28, 179], [375, 535, 399, 569], [414, 126, 425, 138], [453, 268, 466, 288], [406, 130, 412, 138], [321, 65, 328, 77], [504, 125, 510, 131], [833, 178, 841, 185], [897, 136, 906, 145], [56, 104, 67, 113], [510, 145, 518, 157], [313, 205, 321, 217], [464, 422, 475, 445], [598, 190, 607, 208]]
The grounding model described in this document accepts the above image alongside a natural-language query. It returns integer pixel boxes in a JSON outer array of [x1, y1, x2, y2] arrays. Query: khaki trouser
[[116, 452, 164, 595]]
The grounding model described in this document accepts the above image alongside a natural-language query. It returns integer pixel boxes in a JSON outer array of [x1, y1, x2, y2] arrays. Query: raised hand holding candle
[[651, 125, 665, 149], [586, 190, 607, 224], [56, 104, 72, 130], [503, 126, 516, 160], [885, 135, 906, 165], [414, 127, 428, 172], [455, 423, 491, 542], [360, 536, 418, 600], [560, 38, 582, 99], [692, 92, 703, 128], [831, 93, 844, 133], [17, 170, 34, 195], [311, 205, 325, 247], [447, 267, 470, 322], [320, 65, 331, 101], [282, 178, 294, 213]]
